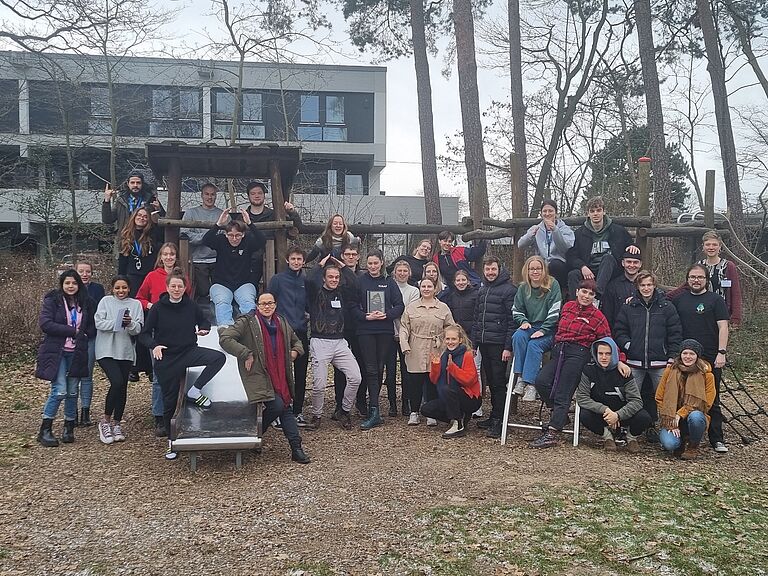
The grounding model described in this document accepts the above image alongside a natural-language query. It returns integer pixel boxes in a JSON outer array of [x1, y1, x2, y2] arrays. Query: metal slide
[[170, 330, 263, 471]]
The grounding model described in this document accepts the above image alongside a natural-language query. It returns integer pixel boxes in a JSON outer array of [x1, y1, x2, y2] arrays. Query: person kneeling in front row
[[575, 337, 651, 453], [421, 325, 482, 439], [219, 292, 310, 464]]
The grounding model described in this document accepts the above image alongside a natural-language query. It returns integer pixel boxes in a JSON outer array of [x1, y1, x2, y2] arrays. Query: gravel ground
[[1, 363, 766, 576]]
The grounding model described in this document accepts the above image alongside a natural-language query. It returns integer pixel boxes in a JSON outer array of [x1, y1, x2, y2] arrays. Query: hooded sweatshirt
[[575, 337, 643, 421], [567, 215, 634, 274]]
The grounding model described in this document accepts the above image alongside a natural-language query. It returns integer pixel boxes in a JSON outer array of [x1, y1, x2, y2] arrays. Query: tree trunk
[[453, 0, 488, 227], [696, 0, 746, 240], [409, 0, 442, 225], [508, 0, 528, 215], [635, 0, 675, 267]]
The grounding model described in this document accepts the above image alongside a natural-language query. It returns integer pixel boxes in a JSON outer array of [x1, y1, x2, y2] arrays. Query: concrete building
[[0, 51, 458, 252]]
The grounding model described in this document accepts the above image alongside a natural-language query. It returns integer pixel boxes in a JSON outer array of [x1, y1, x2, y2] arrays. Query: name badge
[[331, 299, 342, 308], [720, 279, 732, 288]]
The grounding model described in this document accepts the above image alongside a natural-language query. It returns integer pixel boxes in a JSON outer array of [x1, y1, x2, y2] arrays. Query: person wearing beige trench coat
[[399, 278, 455, 425]]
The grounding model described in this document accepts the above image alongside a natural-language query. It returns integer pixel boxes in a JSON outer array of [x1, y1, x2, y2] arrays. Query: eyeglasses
[[688, 275, 706, 280], [226, 233, 244, 239], [343, 253, 359, 258], [257, 301, 276, 307]]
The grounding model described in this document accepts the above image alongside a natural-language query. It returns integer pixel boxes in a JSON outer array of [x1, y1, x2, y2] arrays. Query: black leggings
[[357, 333, 392, 409], [421, 387, 481, 424], [292, 331, 310, 415], [98, 358, 133, 421], [405, 371, 437, 414], [156, 346, 226, 439]]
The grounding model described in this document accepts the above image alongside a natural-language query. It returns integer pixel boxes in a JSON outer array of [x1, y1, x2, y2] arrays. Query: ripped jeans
[[42, 352, 79, 421]]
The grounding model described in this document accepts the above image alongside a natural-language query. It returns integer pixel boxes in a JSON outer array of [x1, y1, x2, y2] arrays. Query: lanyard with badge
[[133, 240, 143, 270]]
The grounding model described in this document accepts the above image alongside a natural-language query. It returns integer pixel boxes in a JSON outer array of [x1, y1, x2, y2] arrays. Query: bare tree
[[508, 0, 528, 215]]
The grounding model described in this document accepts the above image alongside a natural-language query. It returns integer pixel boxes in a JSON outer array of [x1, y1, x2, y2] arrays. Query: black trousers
[[262, 396, 301, 449], [547, 259, 569, 301], [357, 333, 391, 409], [156, 346, 226, 439], [706, 363, 724, 446], [383, 337, 399, 406], [567, 255, 618, 299], [98, 358, 132, 421], [535, 342, 590, 431], [292, 331, 310, 415], [421, 387, 481, 423], [478, 343, 508, 419], [580, 407, 653, 437], [336, 329, 363, 410]]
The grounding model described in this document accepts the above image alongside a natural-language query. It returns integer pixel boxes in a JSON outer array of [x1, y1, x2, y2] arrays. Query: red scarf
[[257, 313, 292, 406]]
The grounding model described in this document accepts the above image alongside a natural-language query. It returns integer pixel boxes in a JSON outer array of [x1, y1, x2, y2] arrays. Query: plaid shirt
[[554, 301, 611, 348]]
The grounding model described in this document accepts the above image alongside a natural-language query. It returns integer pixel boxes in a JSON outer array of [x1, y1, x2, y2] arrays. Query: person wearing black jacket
[[566, 196, 639, 299], [613, 271, 682, 428], [575, 337, 652, 452], [203, 209, 266, 326], [138, 271, 225, 460], [600, 249, 643, 328], [471, 256, 517, 438]]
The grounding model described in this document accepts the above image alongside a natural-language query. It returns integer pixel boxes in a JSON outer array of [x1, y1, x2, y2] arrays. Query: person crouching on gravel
[[36, 269, 96, 447], [138, 270, 226, 460], [219, 292, 310, 464], [94, 276, 144, 445], [421, 325, 481, 439]]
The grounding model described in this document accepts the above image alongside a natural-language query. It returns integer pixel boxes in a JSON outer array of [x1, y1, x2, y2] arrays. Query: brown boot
[[604, 438, 617, 451], [626, 439, 641, 454], [681, 443, 700, 460]]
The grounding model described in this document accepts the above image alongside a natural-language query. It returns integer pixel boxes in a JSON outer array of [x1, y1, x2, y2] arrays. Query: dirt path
[[1, 364, 766, 575]]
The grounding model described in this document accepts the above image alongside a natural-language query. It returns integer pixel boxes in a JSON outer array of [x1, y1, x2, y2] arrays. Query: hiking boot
[[334, 409, 351, 430], [681, 443, 700, 460], [407, 412, 420, 426], [604, 438, 617, 451], [291, 446, 311, 464], [442, 419, 466, 439], [305, 416, 321, 431], [389, 400, 398, 417], [295, 414, 309, 428], [128, 371, 140, 382], [112, 423, 126, 442], [355, 401, 368, 417], [673, 440, 686, 458], [626, 439, 640, 454], [61, 420, 76, 444], [645, 426, 659, 444], [37, 418, 59, 448], [98, 420, 114, 445], [529, 429, 561, 449], [360, 407, 384, 430], [476, 417, 494, 430], [486, 418, 503, 439], [522, 385, 538, 402], [154, 415, 167, 438], [401, 400, 410, 416], [79, 408, 94, 427]]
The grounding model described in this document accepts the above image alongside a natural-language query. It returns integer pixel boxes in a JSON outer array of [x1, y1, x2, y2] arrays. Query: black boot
[[486, 418, 503, 439], [154, 415, 167, 438], [79, 407, 93, 427], [389, 399, 398, 417], [290, 442, 311, 464], [477, 417, 494, 430], [61, 420, 76, 443], [37, 418, 59, 447]]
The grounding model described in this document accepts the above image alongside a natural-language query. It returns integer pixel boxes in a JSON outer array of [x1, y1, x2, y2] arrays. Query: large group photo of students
[[35, 170, 742, 466]]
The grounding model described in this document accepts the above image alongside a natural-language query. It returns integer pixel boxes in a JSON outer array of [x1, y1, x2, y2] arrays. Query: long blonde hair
[[422, 261, 445, 292], [521, 255, 553, 298]]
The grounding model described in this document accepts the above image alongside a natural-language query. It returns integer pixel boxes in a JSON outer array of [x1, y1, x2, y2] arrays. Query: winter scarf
[[258, 313, 291, 406], [435, 344, 468, 398], [659, 363, 708, 431]]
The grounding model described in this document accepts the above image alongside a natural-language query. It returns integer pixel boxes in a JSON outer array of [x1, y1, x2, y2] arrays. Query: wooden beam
[[462, 216, 653, 229], [165, 157, 182, 246], [637, 226, 728, 238], [159, 218, 293, 230], [298, 223, 472, 235]]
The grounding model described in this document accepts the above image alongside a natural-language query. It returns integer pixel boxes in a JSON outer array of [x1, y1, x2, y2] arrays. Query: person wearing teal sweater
[[511, 256, 562, 401]]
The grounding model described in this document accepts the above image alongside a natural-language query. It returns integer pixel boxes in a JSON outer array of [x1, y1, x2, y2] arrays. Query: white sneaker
[[522, 384, 538, 402], [512, 377, 525, 396], [472, 407, 484, 418], [187, 387, 211, 408], [112, 423, 125, 442], [98, 421, 113, 445], [164, 441, 178, 460], [713, 441, 729, 453], [408, 412, 420, 426], [426, 418, 438, 427]]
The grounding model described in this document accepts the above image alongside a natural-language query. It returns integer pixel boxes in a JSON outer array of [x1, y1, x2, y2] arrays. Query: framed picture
[[367, 290, 386, 314]]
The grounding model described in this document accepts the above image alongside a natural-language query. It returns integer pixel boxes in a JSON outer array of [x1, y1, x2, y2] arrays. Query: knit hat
[[622, 247, 642, 261], [680, 339, 703, 358], [127, 169, 146, 183]]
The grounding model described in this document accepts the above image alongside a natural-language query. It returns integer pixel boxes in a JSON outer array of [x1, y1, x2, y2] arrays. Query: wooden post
[[269, 159, 287, 276], [636, 157, 652, 268], [179, 236, 192, 284], [165, 157, 182, 246], [510, 153, 524, 283], [704, 170, 715, 229]]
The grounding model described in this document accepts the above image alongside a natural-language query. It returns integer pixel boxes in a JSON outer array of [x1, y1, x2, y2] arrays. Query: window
[[89, 86, 111, 135], [149, 87, 202, 138], [344, 174, 364, 195], [297, 94, 347, 142], [212, 90, 264, 141]]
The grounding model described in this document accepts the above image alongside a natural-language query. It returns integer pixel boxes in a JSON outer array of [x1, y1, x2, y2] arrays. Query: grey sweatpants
[[310, 338, 362, 417]]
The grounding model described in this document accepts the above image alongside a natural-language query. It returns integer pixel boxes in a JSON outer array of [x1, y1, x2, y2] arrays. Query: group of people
[[35, 176, 742, 464]]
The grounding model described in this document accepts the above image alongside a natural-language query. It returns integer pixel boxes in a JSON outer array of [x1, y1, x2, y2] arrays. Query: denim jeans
[[151, 356, 163, 417], [512, 325, 554, 384], [77, 338, 96, 409], [209, 282, 257, 326], [42, 352, 79, 421], [659, 410, 707, 452], [631, 367, 665, 421]]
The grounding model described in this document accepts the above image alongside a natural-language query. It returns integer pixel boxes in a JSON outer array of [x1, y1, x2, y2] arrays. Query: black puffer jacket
[[613, 288, 683, 369], [441, 285, 478, 343], [471, 269, 517, 348]]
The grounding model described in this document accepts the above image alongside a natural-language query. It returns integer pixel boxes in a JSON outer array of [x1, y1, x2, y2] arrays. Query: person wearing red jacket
[[422, 324, 482, 439], [135, 242, 191, 436], [530, 279, 630, 448]]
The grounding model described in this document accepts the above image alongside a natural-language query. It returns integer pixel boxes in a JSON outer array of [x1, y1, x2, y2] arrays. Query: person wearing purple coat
[[35, 270, 96, 447]]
